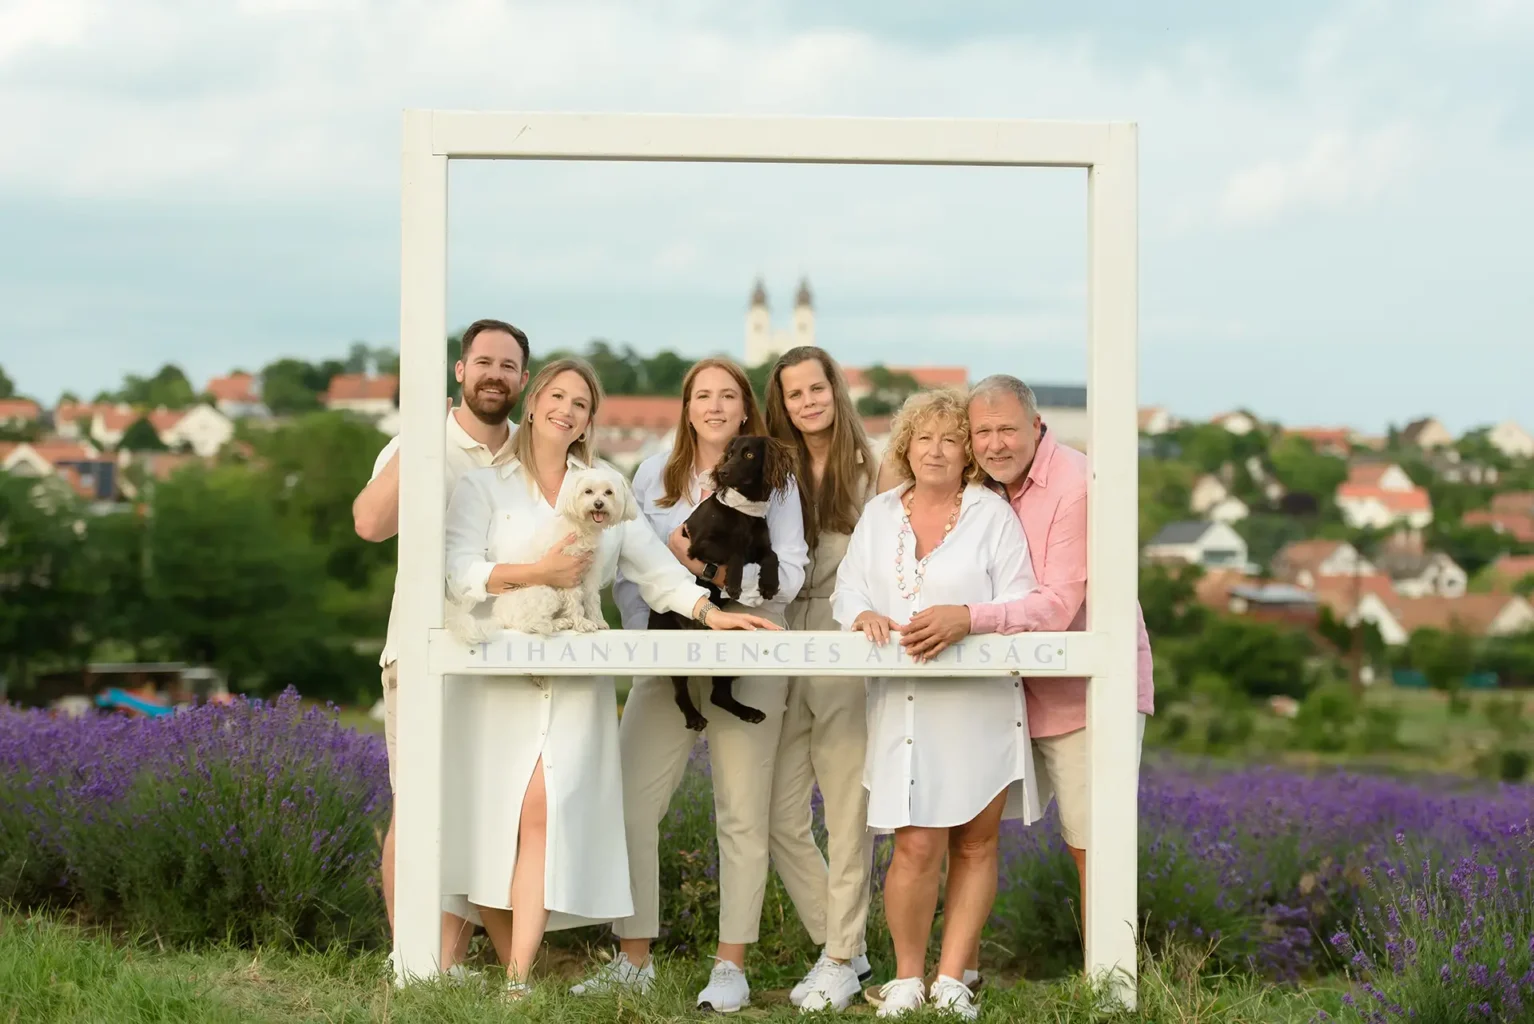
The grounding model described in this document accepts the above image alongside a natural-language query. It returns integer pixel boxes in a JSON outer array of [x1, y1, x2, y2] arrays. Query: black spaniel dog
[[649, 434, 795, 731]]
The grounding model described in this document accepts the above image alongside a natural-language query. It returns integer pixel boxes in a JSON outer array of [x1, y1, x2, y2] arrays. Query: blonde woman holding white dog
[[761, 345, 878, 1012], [443, 358, 779, 997], [575, 357, 809, 1013]]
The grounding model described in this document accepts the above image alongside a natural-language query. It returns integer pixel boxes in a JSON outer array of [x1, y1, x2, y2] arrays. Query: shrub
[[0, 691, 389, 948], [1327, 834, 1534, 1021]]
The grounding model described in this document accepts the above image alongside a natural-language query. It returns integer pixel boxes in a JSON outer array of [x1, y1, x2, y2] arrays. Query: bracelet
[[696, 602, 717, 626]]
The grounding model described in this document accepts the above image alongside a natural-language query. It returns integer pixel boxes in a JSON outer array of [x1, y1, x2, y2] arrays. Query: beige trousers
[[614, 607, 790, 944], [767, 674, 872, 959]]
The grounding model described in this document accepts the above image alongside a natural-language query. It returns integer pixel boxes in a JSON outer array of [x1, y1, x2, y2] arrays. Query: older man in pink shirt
[[900, 374, 1154, 928]]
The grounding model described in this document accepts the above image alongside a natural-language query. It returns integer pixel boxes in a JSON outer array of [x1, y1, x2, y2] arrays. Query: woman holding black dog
[[761, 345, 879, 1012], [579, 357, 808, 1012]]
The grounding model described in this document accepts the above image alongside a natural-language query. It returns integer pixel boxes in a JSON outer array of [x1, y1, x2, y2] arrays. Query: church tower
[[792, 278, 815, 348], [744, 278, 773, 367]]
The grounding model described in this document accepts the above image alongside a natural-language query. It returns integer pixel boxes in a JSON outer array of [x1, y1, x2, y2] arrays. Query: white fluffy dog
[[449, 465, 635, 641]]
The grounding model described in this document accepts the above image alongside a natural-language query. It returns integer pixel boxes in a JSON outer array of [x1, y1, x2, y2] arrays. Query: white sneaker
[[799, 960, 863, 1013], [875, 977, 926, 1017], [568, 952, 655, 996], [791, 950, 873, 1007], [444, 964, 478, 985], [930, 974, 978, 1020], [962, 968, 983, 992], [696, 958, 751, 1012]]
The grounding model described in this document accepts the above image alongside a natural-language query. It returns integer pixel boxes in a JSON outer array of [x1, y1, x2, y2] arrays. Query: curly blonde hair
[[883, 387, 977, 485]]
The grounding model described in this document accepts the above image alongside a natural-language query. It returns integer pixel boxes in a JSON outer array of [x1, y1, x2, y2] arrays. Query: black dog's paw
[[684, 710, 708, 731], [738, 706, 766, 724]]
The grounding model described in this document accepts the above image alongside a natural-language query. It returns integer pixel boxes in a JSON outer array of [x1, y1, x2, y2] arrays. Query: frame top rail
[[420, 110, 1126, 167]]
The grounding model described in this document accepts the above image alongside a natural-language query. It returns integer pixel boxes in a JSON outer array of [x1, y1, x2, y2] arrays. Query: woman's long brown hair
[[764, 346, 874, 546], [656, 357, 767, 508]]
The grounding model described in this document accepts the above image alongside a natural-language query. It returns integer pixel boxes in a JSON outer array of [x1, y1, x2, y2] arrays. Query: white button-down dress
[[832, 483, 1044, 833], [442, 457, 707, 929]]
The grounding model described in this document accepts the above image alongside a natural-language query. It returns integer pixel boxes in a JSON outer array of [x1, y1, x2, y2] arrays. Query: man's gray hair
[[969, 374, 1039, 420]]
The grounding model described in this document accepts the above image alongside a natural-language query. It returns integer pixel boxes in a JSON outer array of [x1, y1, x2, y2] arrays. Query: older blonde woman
[[832, 387, 1041, 1021]]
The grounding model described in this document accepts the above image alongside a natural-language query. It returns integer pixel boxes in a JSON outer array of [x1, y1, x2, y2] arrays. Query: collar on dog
[[716, 487, 769, 518]]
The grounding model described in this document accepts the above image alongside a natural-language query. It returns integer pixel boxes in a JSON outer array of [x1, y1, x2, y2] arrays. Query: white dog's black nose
[[593, 499, 605, 510]]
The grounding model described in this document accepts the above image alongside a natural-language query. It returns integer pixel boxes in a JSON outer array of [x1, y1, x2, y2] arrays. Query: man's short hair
[[460, 319, 530, 368], [969, 374, 1038, 420]]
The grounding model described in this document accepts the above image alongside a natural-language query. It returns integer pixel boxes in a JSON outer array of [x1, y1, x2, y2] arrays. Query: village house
[[1144, 521, 1250, 570], [1463, 499, 1534, 543], [1399, 416, 1455, 450], [1485, 554, 1534, 592], [1209, 410, 1260, 435], [1488, 420, 1534, 460], [1271, 539, 1375, 588], [0, 397, 41, 428], [1283, 426, 1353, 458], [1425, 449, 1498, 485], [1371, 540, 1468, 598], [1188, 474, 1249, 523], [1138, 406, 1175, 435], [204, 372, 269, 419], [1334, 462, 1433, 530], [1350, 592, 1534, 647], [322, 373, 398, 420], [0, 439, 118, 504]]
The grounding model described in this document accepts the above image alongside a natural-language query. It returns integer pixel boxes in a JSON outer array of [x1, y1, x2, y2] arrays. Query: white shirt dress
[[442, 456, 708, 929], [832, 483, 1044, 833]]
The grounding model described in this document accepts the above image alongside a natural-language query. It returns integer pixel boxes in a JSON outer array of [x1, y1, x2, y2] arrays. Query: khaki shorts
[[381, 663, 399, 793], [1032, 713, 1146, 850]]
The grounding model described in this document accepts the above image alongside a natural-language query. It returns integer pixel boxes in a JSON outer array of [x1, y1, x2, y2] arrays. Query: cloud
[[0, 0, 1531, 433], [1216, 123, 1420, 226]]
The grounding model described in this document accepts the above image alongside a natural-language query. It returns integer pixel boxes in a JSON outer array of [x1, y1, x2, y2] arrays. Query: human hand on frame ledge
[[851, 611, 902, 645], [900, 604, 972, 661]]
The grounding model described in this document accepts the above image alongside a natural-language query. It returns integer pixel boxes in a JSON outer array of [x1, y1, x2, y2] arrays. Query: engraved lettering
[[624, 641, 641, 660], [589, 642, 610, 661], [979, 643, 993, 664], [687, 642, 701, 663], [828, 641, 841, 664], [527, 641, 545, 662], [559, 642, 577, 662], [1034, 643, 1054, 665], [803, 641, 817, 664], [1004, 640, 1021, 664]]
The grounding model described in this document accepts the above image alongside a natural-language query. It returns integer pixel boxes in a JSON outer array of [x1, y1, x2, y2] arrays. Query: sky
[[1, 0, 1531, 434]]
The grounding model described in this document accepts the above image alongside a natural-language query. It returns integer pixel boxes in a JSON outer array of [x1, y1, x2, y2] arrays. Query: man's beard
[[463, 381, 518, 424]]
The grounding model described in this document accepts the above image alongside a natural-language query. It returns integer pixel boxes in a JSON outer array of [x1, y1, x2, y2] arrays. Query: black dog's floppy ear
[[762, 436, 796, 496]]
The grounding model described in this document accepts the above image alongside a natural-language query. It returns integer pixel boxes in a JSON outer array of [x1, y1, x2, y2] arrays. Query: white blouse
[[436, 456, 708, 930], [445, 455, 708, 622], [614, 451, 810, 629], [832, 482, 1043, 832]]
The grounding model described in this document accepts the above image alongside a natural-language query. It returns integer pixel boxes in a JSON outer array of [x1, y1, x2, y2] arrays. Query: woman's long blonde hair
[[764, 346, 874, 546], [656, 357, 767, 508], [511, 358, 604, 484]]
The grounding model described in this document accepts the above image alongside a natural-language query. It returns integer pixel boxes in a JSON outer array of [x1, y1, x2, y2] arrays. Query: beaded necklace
[[894, 488, 963, 600]]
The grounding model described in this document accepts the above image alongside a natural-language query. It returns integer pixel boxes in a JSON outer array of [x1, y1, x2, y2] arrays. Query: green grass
[[0, 913, 1339, 1024]]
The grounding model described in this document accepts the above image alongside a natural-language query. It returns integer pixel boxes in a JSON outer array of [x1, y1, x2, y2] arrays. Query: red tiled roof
[[599, 396, 682, 430], [1194, 569, 1256, 609], [1489, 554, 1534, 587], [324, 374, 398, 403], [53, 402, 102, 426], [1345, 463, 1399, 488], [206, 372, 258, 404], [53, 465, 95, 500], [861, 415, 892, 437], [1464, 510, 1534, 543], [1490, 492, 1534, 516], [1286, 427, 1352, 447], [1310, 573, 1397, 617], [1336, 483, 1431, 512], [24, 440, 98, 465], [842, 366, 968, 390], [1388, 594, 1527, 636], [0, 398, 41, 420], [147, 409, 185, 433], [94, 406, 138, 432], [1274, 539, 1353, 576]]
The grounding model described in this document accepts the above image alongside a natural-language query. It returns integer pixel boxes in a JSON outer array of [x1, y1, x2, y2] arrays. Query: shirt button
[[906, 737, 913, 744], [907, 695, 914, 701], [1016, 721, 1023, 727], [544, 692, 550, 699]]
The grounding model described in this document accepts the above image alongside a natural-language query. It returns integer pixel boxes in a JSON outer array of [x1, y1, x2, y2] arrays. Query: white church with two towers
[[744, 277, 815, 367]]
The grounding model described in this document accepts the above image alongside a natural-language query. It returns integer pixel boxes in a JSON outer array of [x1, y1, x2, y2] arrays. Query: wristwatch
[[701, 562, 719, 581], [697, 602, 716, 626]]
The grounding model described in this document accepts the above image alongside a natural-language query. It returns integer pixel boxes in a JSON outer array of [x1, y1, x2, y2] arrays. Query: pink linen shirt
[[966, 427, 1155, 738]]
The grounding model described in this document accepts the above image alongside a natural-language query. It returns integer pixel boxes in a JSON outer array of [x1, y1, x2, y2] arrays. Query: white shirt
[[614, 451, 809, 629], [832, 482, 1043, 831], [444, 455, 709, 621], [374, 410, 516, 668]]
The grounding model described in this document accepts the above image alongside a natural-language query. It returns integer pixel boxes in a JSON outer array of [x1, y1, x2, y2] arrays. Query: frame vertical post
[[394, 109, 450, 983], [1084, 121, 1140, 1008]]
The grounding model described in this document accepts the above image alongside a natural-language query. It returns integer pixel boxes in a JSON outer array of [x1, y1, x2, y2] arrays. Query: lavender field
[[2, 691, 1533, 1021]]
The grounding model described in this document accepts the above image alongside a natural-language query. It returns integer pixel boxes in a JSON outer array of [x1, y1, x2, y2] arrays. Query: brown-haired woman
[[573, 357, 808, 1012], [761, 346, 877, 1011]]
